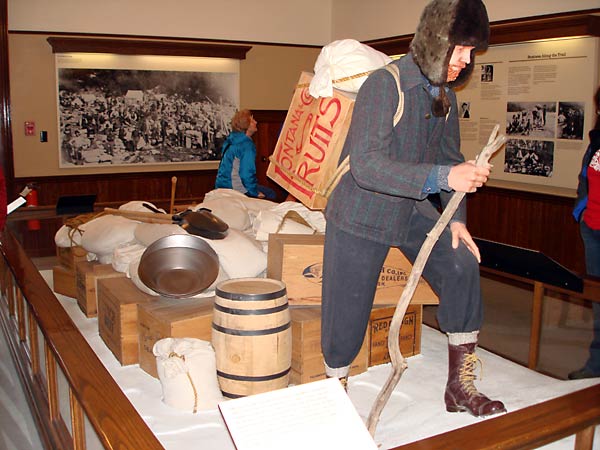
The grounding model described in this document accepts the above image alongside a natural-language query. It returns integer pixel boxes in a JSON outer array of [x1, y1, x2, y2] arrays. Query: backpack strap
[[383, 63, 404, 127], [323, 63, 404, 199]]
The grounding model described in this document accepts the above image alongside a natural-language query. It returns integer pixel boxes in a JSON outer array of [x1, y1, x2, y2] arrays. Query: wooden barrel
[[212, 278, 291, 398]]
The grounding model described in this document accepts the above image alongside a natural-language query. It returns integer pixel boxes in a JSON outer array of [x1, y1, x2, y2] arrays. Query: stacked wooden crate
[[268, 233, 435, 385], [289, 305, 422, 385], [52, 245, 88, 299]]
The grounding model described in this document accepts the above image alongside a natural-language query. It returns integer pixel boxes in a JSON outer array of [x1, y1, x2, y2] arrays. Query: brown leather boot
[[445, 342, 506, 417]]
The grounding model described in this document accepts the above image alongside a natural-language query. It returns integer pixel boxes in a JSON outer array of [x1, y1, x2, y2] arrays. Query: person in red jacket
[[569, 85, 600, 380]]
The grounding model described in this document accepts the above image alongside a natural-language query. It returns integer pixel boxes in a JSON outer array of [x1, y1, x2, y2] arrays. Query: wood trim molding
[[46, 37, 252, 59], [367, 10, 600, 55], [0, 0, 15, 199]]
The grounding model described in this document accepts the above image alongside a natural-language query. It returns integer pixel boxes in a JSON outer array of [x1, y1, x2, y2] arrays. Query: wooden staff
[[169, 176, 177, 215], [366, 125, 507, 436], [103, 208, 174, 224]]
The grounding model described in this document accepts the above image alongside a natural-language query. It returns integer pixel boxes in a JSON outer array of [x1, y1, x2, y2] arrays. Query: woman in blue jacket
[[215, 109, 276, 200]]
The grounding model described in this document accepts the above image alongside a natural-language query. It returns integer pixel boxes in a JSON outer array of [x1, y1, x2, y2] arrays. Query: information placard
[[456, 36, 599, 194]]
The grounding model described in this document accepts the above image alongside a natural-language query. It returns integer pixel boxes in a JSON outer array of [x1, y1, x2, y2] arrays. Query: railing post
[[528, 281, 544, 370]]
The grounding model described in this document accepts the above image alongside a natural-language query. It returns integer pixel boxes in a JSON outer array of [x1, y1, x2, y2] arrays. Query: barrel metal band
[[216, 287, 287, 301], [212, 321, 291, 336], [213, 302, 289, 316], [217, 367, 290, 383]]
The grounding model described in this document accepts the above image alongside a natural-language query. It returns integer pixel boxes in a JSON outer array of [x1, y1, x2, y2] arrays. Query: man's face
[[447, 45, 475, 82]]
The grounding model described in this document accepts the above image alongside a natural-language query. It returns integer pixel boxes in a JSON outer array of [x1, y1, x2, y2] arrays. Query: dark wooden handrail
[[0, 227, 164, 449]]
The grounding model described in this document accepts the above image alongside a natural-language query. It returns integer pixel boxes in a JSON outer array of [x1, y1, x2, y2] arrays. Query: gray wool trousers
[[321, 203, 483, 369]]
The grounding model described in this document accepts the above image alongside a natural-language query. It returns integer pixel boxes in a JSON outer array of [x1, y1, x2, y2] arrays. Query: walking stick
[[365, 124, 507, 436]]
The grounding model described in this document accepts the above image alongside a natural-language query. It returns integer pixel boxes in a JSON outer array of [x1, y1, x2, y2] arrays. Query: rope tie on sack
[[169, 351, 199, 414], [296, 69, 374, 89], [296, 55, 401, 89], [63, 211, 107, 250]]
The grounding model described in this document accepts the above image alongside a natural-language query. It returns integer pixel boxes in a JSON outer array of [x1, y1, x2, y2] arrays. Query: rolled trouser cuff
[[447, 331, 479, 346], [324, 362, 350, 378]]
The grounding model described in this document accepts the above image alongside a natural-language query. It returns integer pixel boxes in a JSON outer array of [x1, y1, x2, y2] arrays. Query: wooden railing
[[0, 225, 598, 449], [0, 227, 164, 450]]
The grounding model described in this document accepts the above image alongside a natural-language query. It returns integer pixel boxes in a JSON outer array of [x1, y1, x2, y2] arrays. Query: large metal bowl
[[138, 234, 219, 298]]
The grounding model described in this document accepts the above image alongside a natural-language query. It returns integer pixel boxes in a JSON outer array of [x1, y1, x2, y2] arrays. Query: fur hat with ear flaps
[[410, 0, 489, 116]]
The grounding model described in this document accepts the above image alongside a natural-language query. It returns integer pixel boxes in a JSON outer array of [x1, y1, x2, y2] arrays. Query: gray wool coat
[[325, 52, 467, 246]]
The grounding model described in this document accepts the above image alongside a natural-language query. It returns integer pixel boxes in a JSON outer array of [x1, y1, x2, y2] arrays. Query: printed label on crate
[[369, 311, 417, 366], [302, 262, 410, 290]]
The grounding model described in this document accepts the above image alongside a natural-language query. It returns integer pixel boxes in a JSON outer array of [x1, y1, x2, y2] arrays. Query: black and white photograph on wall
[[480, 64, 494, 82], [557, 101, 585, 140], [503, 138, 554, 177], [460, 101, 471, 119], [57, 68, 238, 167], [505, 101, 556, 139]]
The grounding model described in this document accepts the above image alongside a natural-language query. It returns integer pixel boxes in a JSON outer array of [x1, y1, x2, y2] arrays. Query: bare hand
[[450, 222, 481, 263], [448, 160, 491, 193]]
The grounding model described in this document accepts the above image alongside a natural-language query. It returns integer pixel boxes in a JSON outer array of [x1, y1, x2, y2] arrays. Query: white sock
[[324, 362, 350, 378], [447, 331, 479, 346]]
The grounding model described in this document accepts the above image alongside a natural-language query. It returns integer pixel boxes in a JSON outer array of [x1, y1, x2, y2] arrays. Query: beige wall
[[332, 0, 600, 42], [8, 0, 332, 46], [9, 0, 599, 46], [8, 34, 320, 177]]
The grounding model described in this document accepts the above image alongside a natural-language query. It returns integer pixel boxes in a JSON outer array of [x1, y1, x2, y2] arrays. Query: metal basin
[[138, 234, 219, 298]]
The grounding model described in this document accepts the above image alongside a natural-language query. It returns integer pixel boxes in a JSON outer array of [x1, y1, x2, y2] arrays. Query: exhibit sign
[[456, 36, 599, 193]]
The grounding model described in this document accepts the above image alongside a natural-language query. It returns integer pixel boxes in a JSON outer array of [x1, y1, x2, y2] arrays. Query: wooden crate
[[137, 296, 214, 379], [52, 265, 77, 299], [289, 307, 368, 385], [267, 234, 439, 306], [266, 71, 355, 210], [369, 304, 422, 367], [56, 245, 88, 270], [97, 277, 157, 366], [75, 261, 126, 318]]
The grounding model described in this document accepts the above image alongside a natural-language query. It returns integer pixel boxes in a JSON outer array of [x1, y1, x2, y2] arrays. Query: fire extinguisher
[[26, 185, 41, 231]]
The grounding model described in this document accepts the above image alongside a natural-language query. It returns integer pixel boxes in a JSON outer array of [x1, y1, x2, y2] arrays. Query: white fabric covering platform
[[40, 270, 599, 450]]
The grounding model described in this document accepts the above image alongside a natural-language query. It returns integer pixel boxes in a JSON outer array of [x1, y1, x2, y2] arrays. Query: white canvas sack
[[309, 38, 392, 98], [153, 338, 224, 412]]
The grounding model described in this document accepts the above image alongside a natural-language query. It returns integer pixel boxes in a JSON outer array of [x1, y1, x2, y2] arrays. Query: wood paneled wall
[[467, 187, 584, 275]]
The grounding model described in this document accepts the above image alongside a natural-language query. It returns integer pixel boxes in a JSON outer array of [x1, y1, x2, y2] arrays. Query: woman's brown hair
[[231, 109, 253, 132]]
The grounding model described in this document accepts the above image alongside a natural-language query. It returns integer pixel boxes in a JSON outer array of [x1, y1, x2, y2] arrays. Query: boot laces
[[459, 353, 484, 397]]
